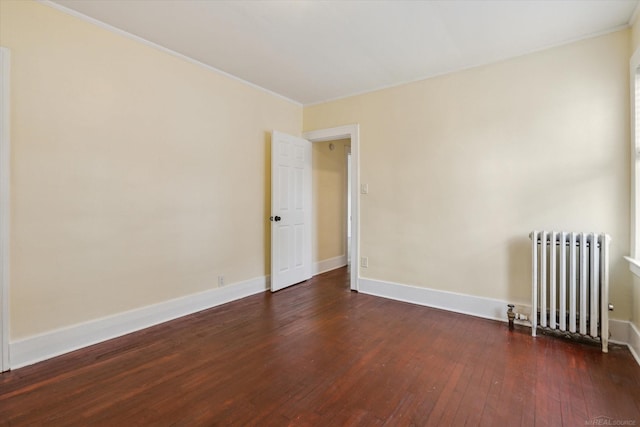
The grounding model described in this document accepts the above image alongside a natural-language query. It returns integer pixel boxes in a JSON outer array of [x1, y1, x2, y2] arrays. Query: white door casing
[[270, 131, 312, 292], [0, 47, 10, 372], [304, 124, 359, 291]]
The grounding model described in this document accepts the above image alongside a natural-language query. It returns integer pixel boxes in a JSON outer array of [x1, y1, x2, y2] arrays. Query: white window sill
[[624, 256, 640, 279]]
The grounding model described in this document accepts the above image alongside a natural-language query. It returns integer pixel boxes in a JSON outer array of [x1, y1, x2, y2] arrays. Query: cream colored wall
[[305, 30, 633, 320], [1, 1, 302, 340], [1, 0, 634, 341], [632, 13, 640, 53], [312, 139, 349, 262]]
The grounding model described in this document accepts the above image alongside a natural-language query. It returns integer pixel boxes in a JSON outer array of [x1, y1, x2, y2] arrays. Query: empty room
[[1, 0, 640, 425]]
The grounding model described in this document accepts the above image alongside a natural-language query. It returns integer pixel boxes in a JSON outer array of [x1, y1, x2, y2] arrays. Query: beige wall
[[305, 30, 632, 320], [1, 1, 302, 339], [1, 0, 636, 344], [632, 13, 640, 54], [313, 139, 349, 262]]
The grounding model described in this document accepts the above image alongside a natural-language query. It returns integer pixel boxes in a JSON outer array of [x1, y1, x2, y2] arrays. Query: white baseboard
[[629, 322, 640, 366], [313, 255, 347, 275], [359, 277, 639, 366], [359, 277, 510, 322], [9, 276, 269, 369], [608, 319, 630, 345], [10, 274, 639, 369]]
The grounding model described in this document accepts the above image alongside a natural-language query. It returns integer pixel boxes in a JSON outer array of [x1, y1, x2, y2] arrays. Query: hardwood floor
[[1, 267, 639, 426]]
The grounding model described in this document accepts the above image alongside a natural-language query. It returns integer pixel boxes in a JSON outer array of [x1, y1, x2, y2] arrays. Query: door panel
[[271, 131, 312, 292]]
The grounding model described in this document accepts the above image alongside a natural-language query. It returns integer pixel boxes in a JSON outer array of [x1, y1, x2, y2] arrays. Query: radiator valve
[[507, 304, 516, 330]]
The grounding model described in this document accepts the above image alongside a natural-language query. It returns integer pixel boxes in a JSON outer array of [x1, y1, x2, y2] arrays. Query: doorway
[[304, 125, 359, 291], [311, 138, 350, 275]]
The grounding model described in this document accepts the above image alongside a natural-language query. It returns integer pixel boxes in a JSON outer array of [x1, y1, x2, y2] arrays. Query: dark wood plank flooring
[[1, 267, 639, 426]]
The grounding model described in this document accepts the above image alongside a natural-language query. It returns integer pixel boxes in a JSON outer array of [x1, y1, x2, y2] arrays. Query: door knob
[[274, 216, 281, 222]]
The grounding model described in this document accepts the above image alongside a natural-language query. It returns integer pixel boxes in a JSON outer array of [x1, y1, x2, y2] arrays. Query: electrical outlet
[[360, 257, 368, 268], [218, 275, 225, 287]]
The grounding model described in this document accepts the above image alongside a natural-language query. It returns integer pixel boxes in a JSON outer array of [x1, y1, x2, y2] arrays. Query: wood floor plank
[[1, 267, 639, 426]]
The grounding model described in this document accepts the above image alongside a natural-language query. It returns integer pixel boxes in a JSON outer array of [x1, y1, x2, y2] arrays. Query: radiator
[[530, 231, 611, 352]]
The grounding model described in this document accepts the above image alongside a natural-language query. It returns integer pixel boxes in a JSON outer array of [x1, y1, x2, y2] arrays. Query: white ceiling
[[50, 0, 639, 105]]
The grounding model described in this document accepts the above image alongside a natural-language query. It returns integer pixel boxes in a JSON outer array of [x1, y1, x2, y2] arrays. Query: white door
[[270, 131, 312, 292]]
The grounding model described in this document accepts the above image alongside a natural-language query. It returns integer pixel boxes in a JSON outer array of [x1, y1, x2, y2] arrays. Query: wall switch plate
[[360, 257, 368, 268], [361, 183, 368, 194]]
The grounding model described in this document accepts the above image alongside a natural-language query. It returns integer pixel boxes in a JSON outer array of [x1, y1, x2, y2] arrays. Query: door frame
[[1, 47, 10, 371], [304, 124, 360, 291]]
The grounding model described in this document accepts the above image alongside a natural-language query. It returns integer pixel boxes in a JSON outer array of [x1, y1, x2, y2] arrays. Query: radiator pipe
[[507, 304, 515, 330]]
